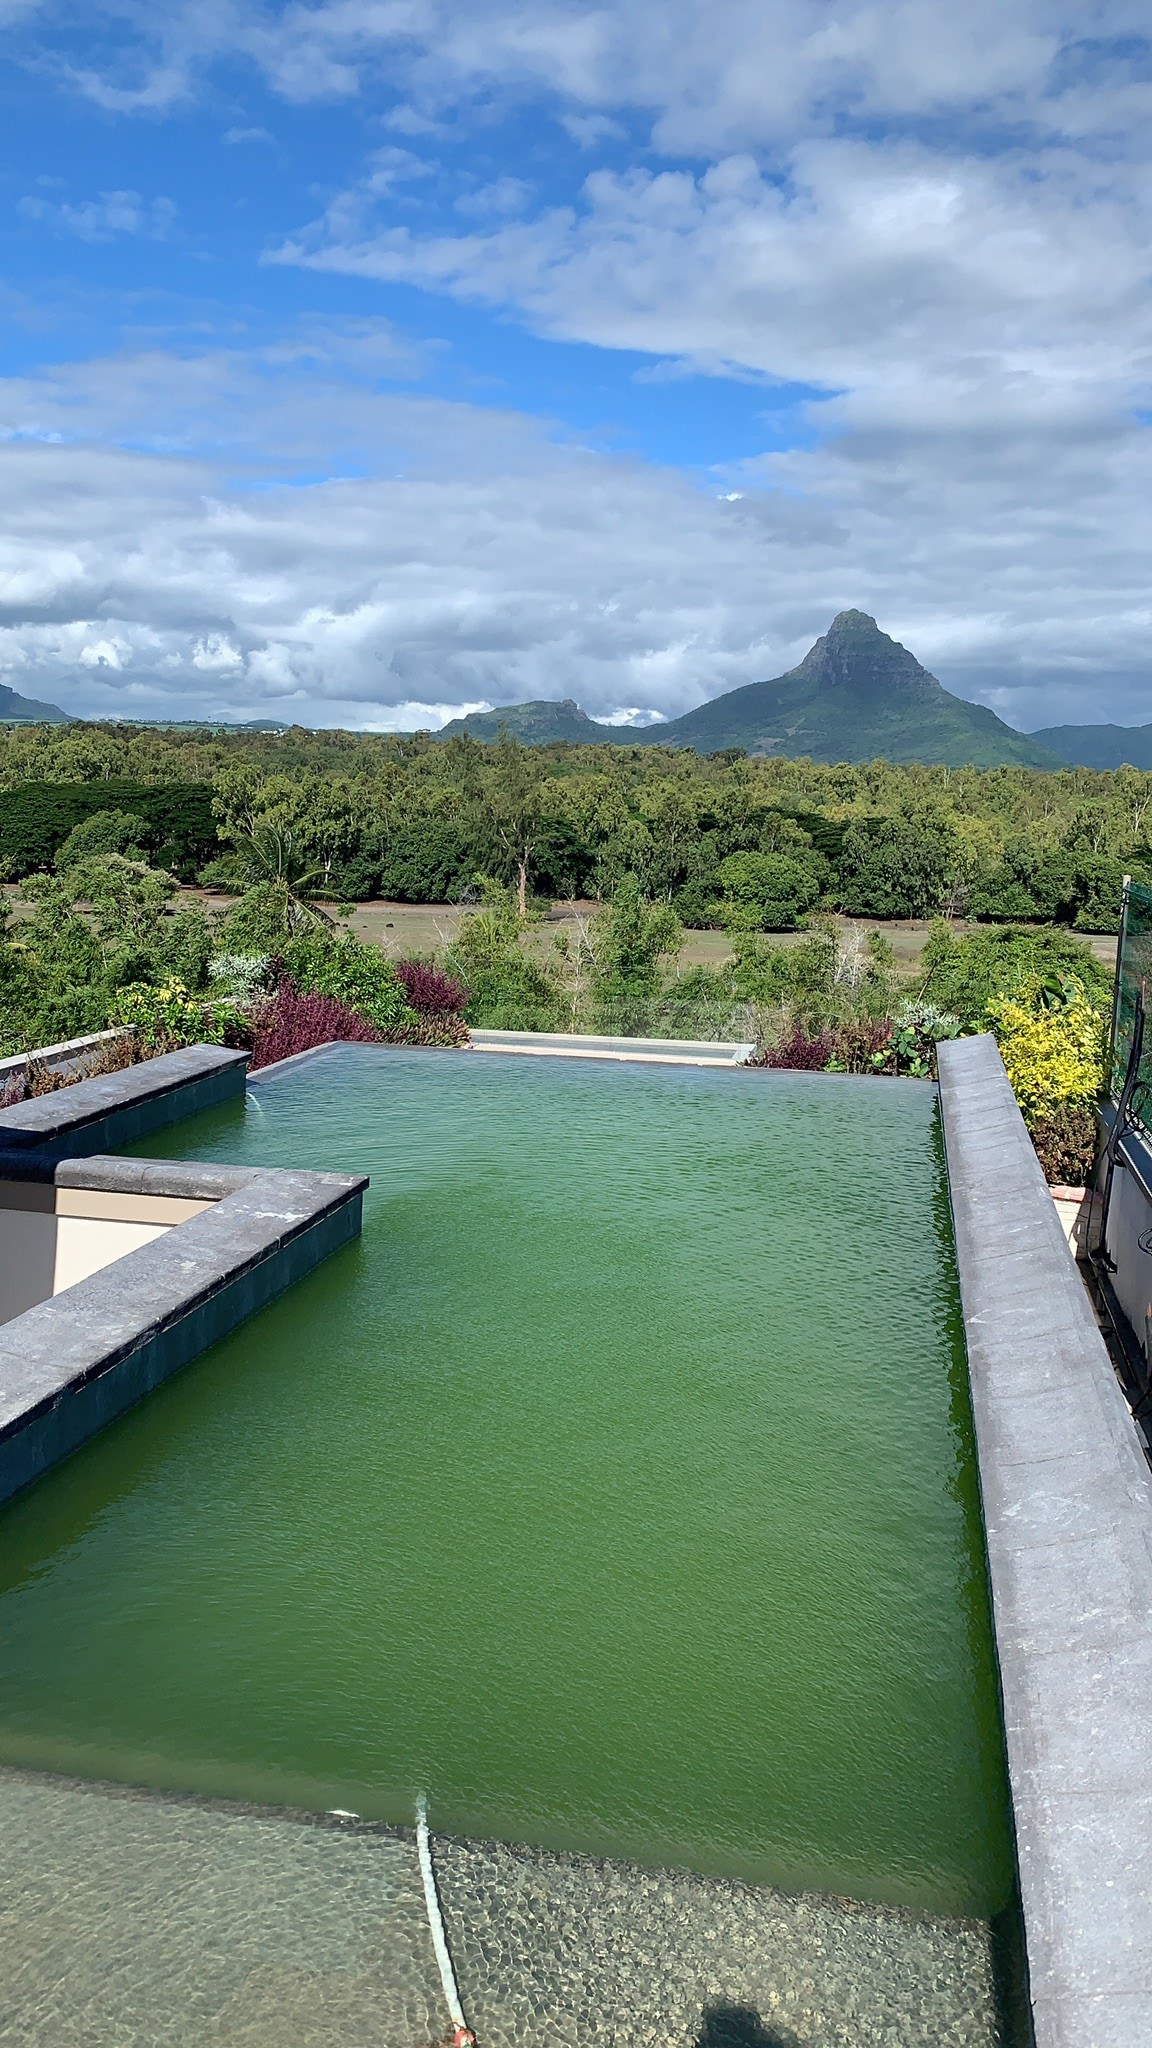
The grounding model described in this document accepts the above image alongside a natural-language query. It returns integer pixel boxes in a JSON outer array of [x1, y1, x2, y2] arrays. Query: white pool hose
[[415, 1797, 476, 2047]]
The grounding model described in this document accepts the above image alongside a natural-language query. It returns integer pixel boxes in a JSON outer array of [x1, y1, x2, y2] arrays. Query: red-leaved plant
[[394, 959, 466, 1017], [249, 979, 382, 1072], [754, 1025, 837, 1070]]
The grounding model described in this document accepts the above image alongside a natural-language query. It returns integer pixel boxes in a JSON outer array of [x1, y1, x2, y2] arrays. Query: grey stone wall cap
[[0, 1044, 249, 1149], [469, 1028, 755, 1063], [0, 1164, 367, 1441], [938, 1032, 1152, 2048], [0, 1151, 258, 1199]]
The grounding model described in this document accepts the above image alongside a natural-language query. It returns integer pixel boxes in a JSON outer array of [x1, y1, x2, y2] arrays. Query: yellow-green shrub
[[988, 986, 1105, 1126], [110, 979, 245, 1052]]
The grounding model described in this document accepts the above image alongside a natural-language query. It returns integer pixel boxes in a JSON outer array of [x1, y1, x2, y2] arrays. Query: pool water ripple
[[0, 1049, 1014, 1919]]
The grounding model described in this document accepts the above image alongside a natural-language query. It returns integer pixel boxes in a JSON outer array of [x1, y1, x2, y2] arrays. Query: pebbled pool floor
[[0, 1769, 1005, 2048]]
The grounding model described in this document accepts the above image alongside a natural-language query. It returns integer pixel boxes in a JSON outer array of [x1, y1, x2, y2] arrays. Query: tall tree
[[484, 732, 545, 918]]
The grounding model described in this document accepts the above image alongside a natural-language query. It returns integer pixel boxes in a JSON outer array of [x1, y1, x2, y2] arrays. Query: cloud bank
[[1, 1, 1151, 727]]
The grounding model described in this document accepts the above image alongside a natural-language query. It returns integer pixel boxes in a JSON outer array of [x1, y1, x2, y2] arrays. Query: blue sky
[[1, 2, 1150, 730]]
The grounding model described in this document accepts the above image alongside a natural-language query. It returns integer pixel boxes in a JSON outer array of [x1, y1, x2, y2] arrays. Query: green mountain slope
[[0, 683, 69, 724], [437, 698, 612, 743], [437, 613, 1062, 767], [631, 612, 1062, 766], [1032, 724, 1152, 771]]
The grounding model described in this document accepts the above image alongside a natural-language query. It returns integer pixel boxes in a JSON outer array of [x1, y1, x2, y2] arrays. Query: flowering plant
[[109, 979, 247, 1052]]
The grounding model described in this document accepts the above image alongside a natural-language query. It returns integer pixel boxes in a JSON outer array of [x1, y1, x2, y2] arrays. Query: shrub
[[1029, 1102, 1098, 1185], [279, 935, 413, 1034], [447, 896, 564, 1031], [109, 979, 247, 1053], [988, 986, 1105, 1125], [210, 952, 273, 1003], [387, 1011, 471, 1048], [249, 980, 383, 1070], [754, 1024, 837, 1070], [918, 921, 1110, 1030], [218, 882, 298, 952], [752, 1001, 962, 1080], [883, 1000, 962, 1078], [394, 959, 466, 1018], [651, 964, 746, 1041], [0, 1034, 140, 1106], [824, 1015, 903, 1074], [716, 850, 822, 932], [730, 932, 834, 1009], [590, 877, 682, 1032], [672, 878, 722, 928], [55, 810, 147, 868]]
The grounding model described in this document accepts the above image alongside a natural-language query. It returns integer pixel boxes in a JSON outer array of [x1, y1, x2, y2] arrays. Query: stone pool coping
[[0, 1042, 249, 1155], [468, 1028, 757, 1066], [938, 1032, 1152, 2048], [0, 1046, 367, 1508]]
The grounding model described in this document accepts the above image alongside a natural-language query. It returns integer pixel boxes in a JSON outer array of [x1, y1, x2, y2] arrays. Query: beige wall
[[0, 1183, 214, 1326]]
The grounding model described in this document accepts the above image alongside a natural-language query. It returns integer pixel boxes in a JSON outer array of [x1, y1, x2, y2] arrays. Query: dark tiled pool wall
[[0, 1046, 367, 1508], [0, 1172, 363, 1508], [0, 1043, 248, 1156]]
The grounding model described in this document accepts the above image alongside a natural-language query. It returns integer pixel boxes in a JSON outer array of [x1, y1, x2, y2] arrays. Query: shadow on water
[[694, 2004, 789, 2048]]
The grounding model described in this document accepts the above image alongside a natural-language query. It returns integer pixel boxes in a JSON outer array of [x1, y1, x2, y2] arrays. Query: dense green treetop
[[1, 707, 1151, 931]]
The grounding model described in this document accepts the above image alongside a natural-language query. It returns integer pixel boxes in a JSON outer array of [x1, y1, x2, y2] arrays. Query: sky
[[0, 3, 1150, 733]]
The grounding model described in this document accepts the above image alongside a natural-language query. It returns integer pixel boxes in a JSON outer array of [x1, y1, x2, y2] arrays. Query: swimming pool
[[0, 1047, 1014, 1919]]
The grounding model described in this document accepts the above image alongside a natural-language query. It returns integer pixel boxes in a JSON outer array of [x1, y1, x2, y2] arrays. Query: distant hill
[[102, 716, 292, 733], [438, 613, 1063, 768], [438, 698, 614, 744], [0, 683, 69, 724], [1031, 723, 1152, 771]]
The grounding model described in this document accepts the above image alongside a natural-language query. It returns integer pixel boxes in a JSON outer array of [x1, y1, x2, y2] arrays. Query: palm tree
[[229, 823, 337, 933]]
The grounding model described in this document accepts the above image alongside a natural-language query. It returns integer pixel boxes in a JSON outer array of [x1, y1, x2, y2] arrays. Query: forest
[[0, 718, 1148, 930], [0, 719, 1132, 1185]]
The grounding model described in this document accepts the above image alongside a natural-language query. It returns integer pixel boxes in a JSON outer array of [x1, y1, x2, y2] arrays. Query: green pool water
[[0, 1049, 1014, 1917]]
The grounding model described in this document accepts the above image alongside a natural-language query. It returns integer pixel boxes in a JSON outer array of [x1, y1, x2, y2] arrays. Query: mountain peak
[[795, 611, 933, 697], [434, 612, 1062, 768]]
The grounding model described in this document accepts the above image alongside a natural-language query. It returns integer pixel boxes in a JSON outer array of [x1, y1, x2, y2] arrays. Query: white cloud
[[19, 189, 176, 241], [79, 637, 128, 670], [0, 334, 1150, 732], [38, 2, 1152, 149], [190, 634, 243, 670], [454, 176, 534, 220], [561, 111, 627, 148], [6, 1, 1152, 730], [275, 138, 1152, 405], [597, 706, 669, 725]]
